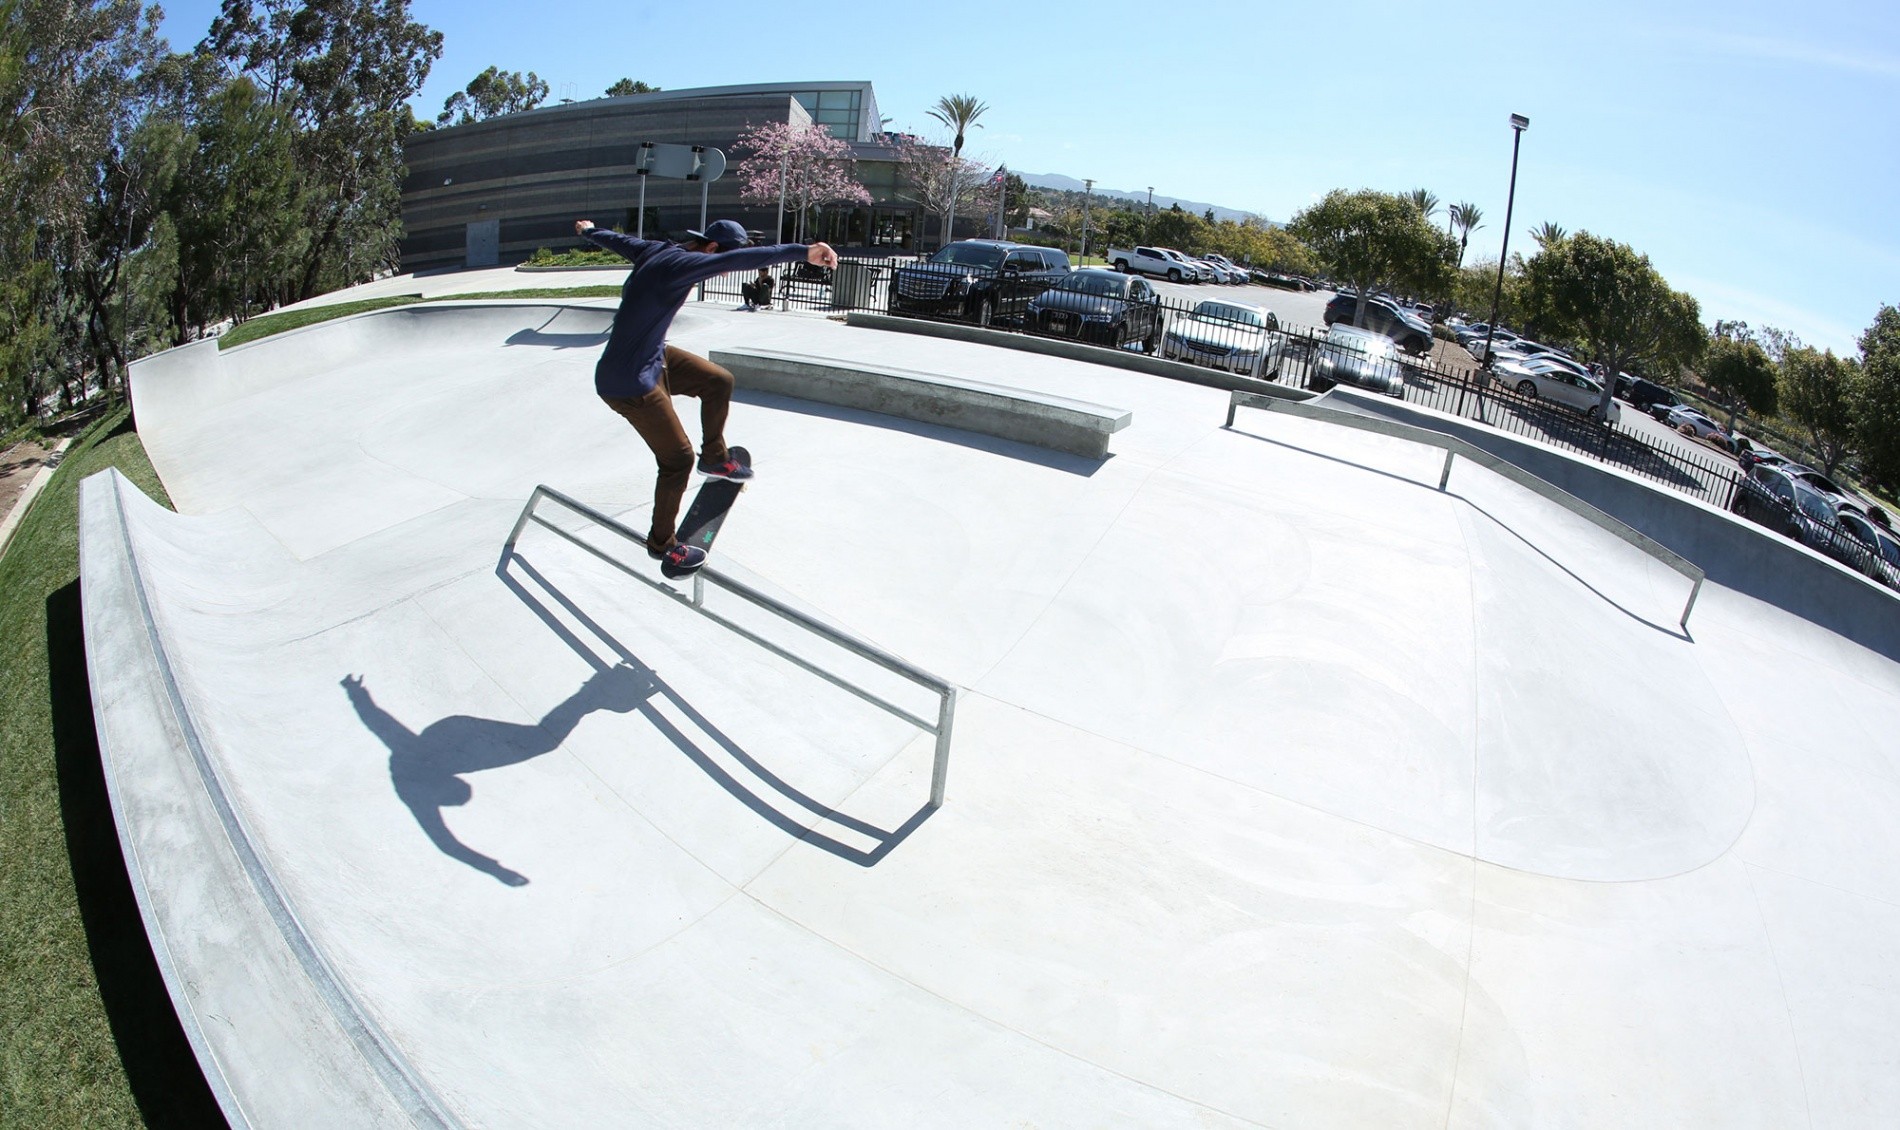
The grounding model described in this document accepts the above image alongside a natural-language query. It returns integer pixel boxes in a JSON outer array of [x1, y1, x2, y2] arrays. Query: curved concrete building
[[400, 81, 934, 274], [91, 281, 1900, 1127]]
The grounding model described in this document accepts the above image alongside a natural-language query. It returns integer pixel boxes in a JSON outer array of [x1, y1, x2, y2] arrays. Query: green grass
[[1, 404, 225, 1127], [217, 287, 624, 350], [217, 295, 423, 349]]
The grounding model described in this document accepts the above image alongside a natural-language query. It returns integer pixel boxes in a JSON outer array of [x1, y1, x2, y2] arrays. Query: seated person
[[740, 268, 775, 310]]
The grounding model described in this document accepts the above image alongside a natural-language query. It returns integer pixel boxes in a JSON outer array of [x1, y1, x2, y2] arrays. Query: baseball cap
[[683, 219, 751, 249]]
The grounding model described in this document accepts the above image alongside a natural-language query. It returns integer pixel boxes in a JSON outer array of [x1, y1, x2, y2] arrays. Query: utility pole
[[1081, 178, 1094, 263], [1146, 186, 1154, 242]]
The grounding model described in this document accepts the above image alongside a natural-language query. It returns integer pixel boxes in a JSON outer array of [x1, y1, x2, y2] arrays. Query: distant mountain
[[1015, 171, 1273, 226]]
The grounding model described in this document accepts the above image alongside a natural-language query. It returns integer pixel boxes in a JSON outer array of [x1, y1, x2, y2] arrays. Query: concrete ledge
[[711, 347, 1132, 460], [843, 311, 1315, 401], [1312, 388, 1900, 662], [79, 469, 456, 1129]]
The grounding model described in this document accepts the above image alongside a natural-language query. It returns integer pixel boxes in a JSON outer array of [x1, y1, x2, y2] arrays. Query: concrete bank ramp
[[86, 300, 1900, 1127]]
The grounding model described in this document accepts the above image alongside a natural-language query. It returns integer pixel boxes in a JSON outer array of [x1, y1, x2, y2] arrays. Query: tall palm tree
[[1529, 221, 1567, 250], [1449, 201, 1484, 267], [927, 94, 988, 247], [1406, 188, 1440, 226]]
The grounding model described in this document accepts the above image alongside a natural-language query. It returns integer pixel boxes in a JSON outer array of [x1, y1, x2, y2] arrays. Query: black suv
[[889, 240, 1071, 326], [1322, 293, 1433, 355], [1614, 373, 1679, 413]]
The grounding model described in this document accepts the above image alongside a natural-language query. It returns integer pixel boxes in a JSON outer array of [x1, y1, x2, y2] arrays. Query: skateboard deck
[[661, 445, 749, 579]]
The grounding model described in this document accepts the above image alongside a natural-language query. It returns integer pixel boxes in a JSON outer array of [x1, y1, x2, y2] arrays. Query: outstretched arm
[[402, 794, 529, 886], [341, 675, 416, 751], [574, 219, 662, 264], [672, 240, 840, 286]]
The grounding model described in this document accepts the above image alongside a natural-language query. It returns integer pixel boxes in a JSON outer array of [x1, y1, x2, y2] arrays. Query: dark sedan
[[1024, 269, 1166, 352]]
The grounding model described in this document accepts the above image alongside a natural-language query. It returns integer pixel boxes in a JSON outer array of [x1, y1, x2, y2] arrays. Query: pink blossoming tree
[[732, 121, 871, 243], [893, 140, 991, 250]]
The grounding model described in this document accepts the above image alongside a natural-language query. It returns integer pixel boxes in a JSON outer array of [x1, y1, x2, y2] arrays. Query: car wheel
[[1142, 323, 1160, 354], [1677, 423, 1696, 438], [1114, 259, 1129, 272], [974, 297, 993, 326], [1587, 404, 1604, 421], [1167, 269, 1182, 282], [1516, 380, 1537, 398]]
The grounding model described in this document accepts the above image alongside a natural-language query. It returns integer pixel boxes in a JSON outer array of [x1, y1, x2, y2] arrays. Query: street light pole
[[1146, 185, 1154, 241], [1475, 113, 1529, 422], [1081, 178, 1094, 263]]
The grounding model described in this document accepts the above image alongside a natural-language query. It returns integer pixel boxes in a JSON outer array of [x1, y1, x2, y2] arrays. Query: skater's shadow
[[342, 664, 655, 886], [497, 553, 935, 867]]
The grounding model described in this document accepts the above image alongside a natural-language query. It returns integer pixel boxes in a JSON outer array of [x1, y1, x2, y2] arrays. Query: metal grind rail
[[1226, 391, 1706, 630], [503, 485, 958, 808]]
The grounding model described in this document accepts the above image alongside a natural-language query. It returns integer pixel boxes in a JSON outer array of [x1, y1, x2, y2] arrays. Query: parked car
[[1201, 254, 1248, 284], [1160, 248, 1211, 282], [1660, 405, 1730, 446], [1309, 324, 1408, 397], [1253, 270, 1308, 290], [1615, 374, 1680, 413], [889, 240, 1070, 325], [1161, 299, 1283, 375], [1840, 509, 1900, 589], [1493, 358, 1622, 422], [1322, 293, 1433, 355], [1023, 268, 1166, 352], [1731, 464, 1884, 576], [1107, 245, 1189, 281]]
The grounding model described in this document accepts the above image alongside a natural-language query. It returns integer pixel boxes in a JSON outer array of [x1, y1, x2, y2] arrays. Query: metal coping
[[1225, 391, 1707, 630], [503, 484, 958, 808]]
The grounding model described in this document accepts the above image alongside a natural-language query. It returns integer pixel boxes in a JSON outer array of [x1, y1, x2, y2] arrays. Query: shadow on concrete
[[1223, 426, 1691, 640], [342, 664, 653, 887], [504, 327, 608, 350], [45, 581, 230, 1130], [736, 388, 1110, 477], [498, 554, 934, 867]]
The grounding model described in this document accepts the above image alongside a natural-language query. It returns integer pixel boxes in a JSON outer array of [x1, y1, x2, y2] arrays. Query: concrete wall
[[1321, 388, 1900, 662]]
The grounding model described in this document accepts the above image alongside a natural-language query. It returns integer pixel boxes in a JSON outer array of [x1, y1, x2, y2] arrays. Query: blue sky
[[155, 0, 1896, 353]]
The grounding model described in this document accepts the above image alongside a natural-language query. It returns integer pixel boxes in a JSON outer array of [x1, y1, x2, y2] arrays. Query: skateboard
[[661, 445, 750, 579]]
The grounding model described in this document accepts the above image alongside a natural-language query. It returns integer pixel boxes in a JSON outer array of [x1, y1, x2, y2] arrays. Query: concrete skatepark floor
[[91, 290, 1900, 1128]]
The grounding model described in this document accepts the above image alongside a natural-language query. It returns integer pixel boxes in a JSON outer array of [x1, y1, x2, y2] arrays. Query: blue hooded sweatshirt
[[580, 228, 812, 398]]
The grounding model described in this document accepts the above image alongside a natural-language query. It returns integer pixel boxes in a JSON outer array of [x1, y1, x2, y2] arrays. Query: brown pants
[[601, 346, 734, 553]]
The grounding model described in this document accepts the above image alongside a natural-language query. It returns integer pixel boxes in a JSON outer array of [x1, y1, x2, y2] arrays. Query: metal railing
[[698, 258, 1743, 511], [503, 485, 958, 808], [1225, 391, 1707, 630]]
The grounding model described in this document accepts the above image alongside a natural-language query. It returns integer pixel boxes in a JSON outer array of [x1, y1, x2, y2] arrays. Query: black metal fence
[[699, 256, 1744, 509]]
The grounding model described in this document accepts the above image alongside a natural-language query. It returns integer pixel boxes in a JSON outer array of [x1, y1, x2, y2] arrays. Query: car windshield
[[1191, 303, 1264, 329], [931, 244, 1004, 269], [1054, 273, 1129, 298], [1327, 328, 1393, 357], [1874, 530, 1900, 568], [1794, 487, 1837, 524]]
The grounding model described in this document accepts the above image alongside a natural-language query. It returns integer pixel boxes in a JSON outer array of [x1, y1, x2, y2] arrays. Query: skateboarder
[[574, 217, 837, 571]]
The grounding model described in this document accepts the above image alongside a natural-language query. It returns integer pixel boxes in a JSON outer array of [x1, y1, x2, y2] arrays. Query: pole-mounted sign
[[632, 142, 727, 238]]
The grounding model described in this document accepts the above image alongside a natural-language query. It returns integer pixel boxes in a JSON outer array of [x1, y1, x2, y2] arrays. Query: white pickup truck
[[1107, 246, 1198, 282]]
